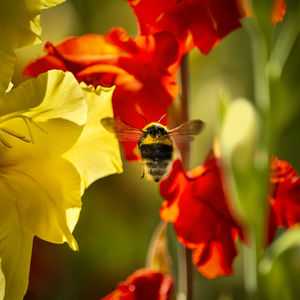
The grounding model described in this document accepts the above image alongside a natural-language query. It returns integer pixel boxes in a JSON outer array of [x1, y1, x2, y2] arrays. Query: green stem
[[244, 16, 271, 300], [245, 20, 270, 115], [268, 2, 300, 79], [177, 53, 193, 300], [243, 232, 257, 300]]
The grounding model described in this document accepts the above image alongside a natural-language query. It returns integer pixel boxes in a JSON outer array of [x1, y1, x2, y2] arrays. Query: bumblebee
[[101, 115, 204, 182]]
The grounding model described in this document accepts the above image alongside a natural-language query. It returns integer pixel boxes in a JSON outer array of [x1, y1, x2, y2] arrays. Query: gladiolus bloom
[[268, 157, 300, 243], [24, 27, 180, 160], [126, 0, 244, 54], [0, 70, 122, 299], [102, 268, 173, 300], [160, 158, 243, 278]]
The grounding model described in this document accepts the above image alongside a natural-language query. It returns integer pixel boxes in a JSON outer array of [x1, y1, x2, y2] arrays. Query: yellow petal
[[0, 117, 84, 161], [0, 48, 15, 96], [41, 0, 66, 8], [64, 83, 123, 188], [5, 83, 14, 93], [0, 71, 88, 160], [0, 70, 87, 126], [0, 0, 66, 49], [0, 259, 4, 300], [2, 157, 82, 251], [0, 180, 34, 300]]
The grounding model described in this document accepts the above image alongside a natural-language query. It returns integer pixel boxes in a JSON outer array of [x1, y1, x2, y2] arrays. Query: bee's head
[[144, 124, 167, 136]]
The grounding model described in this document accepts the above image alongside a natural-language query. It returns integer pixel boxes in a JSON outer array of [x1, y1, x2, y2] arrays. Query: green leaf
[[259, 228, 300, 274]]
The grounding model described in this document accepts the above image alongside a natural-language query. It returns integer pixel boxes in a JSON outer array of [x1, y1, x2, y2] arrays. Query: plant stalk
[[177, 53, 193, 300], [244, 16, 271, 300]]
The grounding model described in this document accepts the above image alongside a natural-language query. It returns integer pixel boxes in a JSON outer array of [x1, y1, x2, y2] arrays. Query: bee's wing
[[101, 117, 143, 142], [168, 120, 204, 143]]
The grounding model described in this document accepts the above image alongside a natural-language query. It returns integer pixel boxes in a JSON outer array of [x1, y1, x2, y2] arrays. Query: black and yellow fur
[[138, 123, 173, 182]]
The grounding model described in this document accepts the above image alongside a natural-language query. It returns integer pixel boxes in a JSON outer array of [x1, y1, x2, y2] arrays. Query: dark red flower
[[267, 157, 300, 243], [23, 27, 180, 160], [126, 0, 245, 54], [160, 157, 243, 278], [101, 268, 173, 300]]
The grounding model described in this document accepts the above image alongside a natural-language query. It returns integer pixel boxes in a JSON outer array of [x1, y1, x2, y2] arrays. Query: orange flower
[[126, 0, 244, 54], [268, 157, 300, 243], [24, 27, 180, 160], [160, 158, 243, 278], [101, 268, 173, 300], [271, 0, 287, 24]]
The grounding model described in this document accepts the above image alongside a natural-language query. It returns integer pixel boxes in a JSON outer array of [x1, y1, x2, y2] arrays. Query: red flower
[[271, 0, 286, 25], [23, 27, 180, 160], [126, 0, 245, 54], [160, 157, 243, 278], [101, 268, 173, 300], [268, 157, 300, 243]]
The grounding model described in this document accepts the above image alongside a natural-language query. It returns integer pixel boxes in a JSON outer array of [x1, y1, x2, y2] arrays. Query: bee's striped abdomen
[[139, 144, 173, 182], [138, 123, 174, 182]]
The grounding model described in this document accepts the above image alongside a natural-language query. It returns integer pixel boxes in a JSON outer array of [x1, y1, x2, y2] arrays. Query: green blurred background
[[12, 0, 300, 299]]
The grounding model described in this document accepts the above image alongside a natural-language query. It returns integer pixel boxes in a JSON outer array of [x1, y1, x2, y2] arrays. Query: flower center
[[0, 114, 47, 148]]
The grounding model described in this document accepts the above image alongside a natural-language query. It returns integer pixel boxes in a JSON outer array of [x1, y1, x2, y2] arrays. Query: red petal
[[193, 229, 238, 278], [270, 156, 297, 183], [76, 64, 140, 88], [160, 157, 243, 278], [23, 54, 67, 77], [268, 157, 300, 244], [127, 0, 244, 54], [271, 0, 286, 25], [106, 27, 140, 55], [49, 34, 120, 60], [102, 269, 173, 300]]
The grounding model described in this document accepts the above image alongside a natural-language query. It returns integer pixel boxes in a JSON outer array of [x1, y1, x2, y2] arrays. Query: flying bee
[[101, 115, 204, 182]]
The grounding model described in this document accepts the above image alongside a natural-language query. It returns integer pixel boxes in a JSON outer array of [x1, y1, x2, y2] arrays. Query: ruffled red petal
[[102, 268, 173, 300], [268, 157, 300, 244], [127, 0, 243, 54], [24, 36, 120, 77], [160, 157, 242, 278], [193, 228, 239, 278]]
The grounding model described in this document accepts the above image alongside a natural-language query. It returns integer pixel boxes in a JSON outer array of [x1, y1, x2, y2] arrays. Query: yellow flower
[[0, 0, 66, 95], [64, 83, 123, 189], [0, 70, 122, 299]]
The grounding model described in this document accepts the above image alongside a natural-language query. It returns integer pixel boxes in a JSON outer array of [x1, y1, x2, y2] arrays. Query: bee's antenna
[[157, 114, 167, 123], [122, 119, 142, 131], [139, 113, 150, 124]]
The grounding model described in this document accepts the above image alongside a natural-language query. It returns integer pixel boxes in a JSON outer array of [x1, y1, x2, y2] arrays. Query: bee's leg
[[141, 166, 145, 179]]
